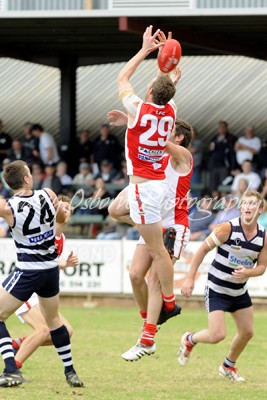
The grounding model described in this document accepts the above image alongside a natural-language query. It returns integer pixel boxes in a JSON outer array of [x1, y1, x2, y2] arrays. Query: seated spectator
[[113, 160, 129, 186], [235, 178, 249, 201], [93, 123, 122, 170], [231, 160, 261, 195], [75, 129, 95, 173], [41, 164, 62, 194], [235, 126, 261, 167], [257, 136, 267, 179], [72, 162, 94, 186], [94, 160, 118, 183], [189, 194, 215, 241], [56, 161, 72, 185], [208, 120, 236, 197], [7, 139, 27, 162], [188, 127, 203, 198], [209, 194, 240, 230], [258, 200, 267, 229], [260, 169, 267, 200], [96, 216, 122, 240], [31, 162, 45, 190], [21, 121, 40, 165], [0, 119, 12, 169], [126, 227, 140, 240]]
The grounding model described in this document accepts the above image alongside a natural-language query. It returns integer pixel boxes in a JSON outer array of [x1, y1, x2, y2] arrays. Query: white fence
[[1, 238, 267, 297]]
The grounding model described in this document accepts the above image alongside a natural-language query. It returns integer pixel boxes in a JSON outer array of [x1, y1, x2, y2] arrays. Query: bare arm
[[165, 141, 192, 165], [59, 251, 79, 270], [181, 223, 231, 298], [117, 25, 162, 97]]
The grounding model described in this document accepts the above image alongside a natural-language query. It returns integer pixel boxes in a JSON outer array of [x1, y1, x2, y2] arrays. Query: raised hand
[[107, 110, 128, 127]]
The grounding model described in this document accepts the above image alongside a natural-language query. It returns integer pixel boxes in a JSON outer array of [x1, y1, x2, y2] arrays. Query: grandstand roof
[[0, 12, 266, 66]]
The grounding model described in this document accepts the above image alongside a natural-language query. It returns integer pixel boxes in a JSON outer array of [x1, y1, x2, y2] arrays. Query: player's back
[[126, 101, 176, 180], [8, 189, 58, 270]]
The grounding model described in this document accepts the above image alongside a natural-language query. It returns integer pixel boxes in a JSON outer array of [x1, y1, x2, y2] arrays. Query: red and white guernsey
[[161, 155, 193, 228], [55, 233, 65, 257], [125, 101, 176, 180]]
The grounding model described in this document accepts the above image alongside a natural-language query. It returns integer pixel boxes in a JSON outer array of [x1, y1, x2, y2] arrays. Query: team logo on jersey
[[138, 147, 164, 156], [138, 154, 162, 162]]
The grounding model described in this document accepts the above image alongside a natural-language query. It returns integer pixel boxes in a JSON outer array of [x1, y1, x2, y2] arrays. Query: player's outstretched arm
[[181, 223, 231, 298], [107, 110, 127, 127], [59, 251, 79, 270], [117, 25, 162, 95], [45, 188, 66, 224]]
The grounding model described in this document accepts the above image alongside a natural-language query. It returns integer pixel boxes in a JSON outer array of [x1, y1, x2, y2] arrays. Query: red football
[[158, 39, 182, 73]]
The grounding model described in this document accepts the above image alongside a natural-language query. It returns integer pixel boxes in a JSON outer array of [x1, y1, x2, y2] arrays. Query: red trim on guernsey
[[177, 226, 187, 260], [135, 184, 145, 224]]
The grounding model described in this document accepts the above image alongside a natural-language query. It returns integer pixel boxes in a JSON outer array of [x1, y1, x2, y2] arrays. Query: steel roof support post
[[59, 56, 77, 176]]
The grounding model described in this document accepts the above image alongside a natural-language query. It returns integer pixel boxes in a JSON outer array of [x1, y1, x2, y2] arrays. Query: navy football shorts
[[2, 266, 60, 302], [204, 285, 252, 313]]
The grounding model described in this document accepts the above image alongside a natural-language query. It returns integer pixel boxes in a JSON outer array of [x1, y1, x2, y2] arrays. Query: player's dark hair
[[3, 160, 28, 190], [174, 119, 193, 149], [58, 194, 74, 215], [151, 76, 176, 105]]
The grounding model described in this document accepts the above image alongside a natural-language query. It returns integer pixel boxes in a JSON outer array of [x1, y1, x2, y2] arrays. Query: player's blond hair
[[241, 190, 264, 208]]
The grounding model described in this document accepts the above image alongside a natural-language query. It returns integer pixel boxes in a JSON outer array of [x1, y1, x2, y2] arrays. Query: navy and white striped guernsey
[[8, 189, 58, 270], [207, 217, 265, 297]]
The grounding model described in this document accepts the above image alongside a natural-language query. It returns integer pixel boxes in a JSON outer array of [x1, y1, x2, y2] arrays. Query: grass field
[[1, 305, 267, 400]]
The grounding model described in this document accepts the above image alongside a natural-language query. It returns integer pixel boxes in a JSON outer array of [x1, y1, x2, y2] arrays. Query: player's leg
[[38, 294, 83, 387], [219, 306, 253, 382], [121, 244, 154, 361], [178, 295, 226, 367], [137, 222, 175, 303], [108, 186, 134, 225], [0, 285, 25, 386], [15, 305, 51, 367]]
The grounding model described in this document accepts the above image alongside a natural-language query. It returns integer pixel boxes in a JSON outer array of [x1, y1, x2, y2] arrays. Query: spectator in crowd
[[75, 129, 95, 173], [56, 161, 72, 185], [188, 127, 203, 198], [257, 136, 267, 179], [0, 119, 12, 169], [21, 121, 40, 165], [94, 159, 118, 184], [260, 169, 267, 200], [258, 200, 267, 229], [72, 162, 94, 186], [30, 123, 60, 166], [7, 139, 27, 162], [41, 164, 62, 194], [235, 178, 249, 201], [113, 159, 129, 187], [208, 120, 236, 197], [96, 215, 123, 240], [231, 160, 261, 195], [235, 126, 261, 167], [189, 194, 215, 241], [31, 162, 45, 190], [209, 194, 240, 230], [93, 123, 122, 170]]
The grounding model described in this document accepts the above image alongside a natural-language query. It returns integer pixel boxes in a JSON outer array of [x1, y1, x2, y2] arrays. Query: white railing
[[109, 0, 193, 8]]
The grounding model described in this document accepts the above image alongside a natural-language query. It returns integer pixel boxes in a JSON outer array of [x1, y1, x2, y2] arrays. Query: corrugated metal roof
[[0, 55, 266, 145]]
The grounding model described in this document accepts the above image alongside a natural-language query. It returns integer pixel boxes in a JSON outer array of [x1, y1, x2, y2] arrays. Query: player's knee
[[242, 328, 254, 341], [108, 202, 119, 219], [0, 311, 10, 321], [38, 325, 51, 342], [67, 324, 74, 338], [210, 331, 225, 343], [129, 267, 144, 286]]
